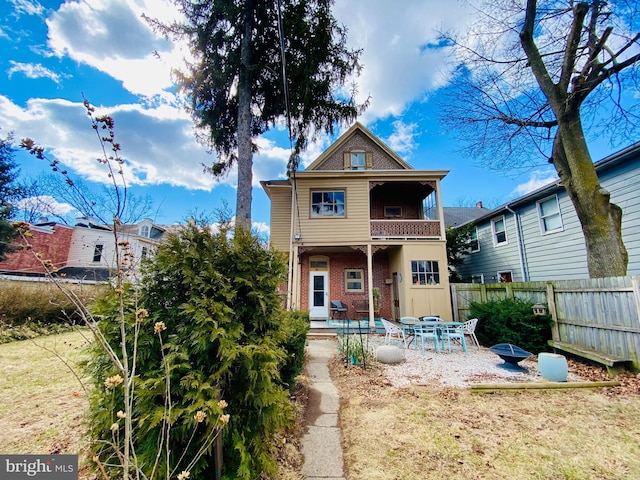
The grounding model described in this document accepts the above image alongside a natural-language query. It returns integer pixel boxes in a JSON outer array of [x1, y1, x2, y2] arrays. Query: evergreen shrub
[[87, 222, 297, 479], [469, 297, 552, 353]]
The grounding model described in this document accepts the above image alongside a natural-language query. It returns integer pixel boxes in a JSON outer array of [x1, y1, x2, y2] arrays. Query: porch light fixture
[[294, 234, 302, 242]]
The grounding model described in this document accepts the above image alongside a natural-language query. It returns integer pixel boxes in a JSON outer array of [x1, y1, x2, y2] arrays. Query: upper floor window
[[93, 244, 104, 262], [469, 227, 479, 252], [538, 195, 563, 234], [350, 152, 366, 170], [411, 260, 440, 285], [384, 206, 402, 218], [492, 217, 507, 246], [311, 191, 345, 217], [140, 225, 150, 237]]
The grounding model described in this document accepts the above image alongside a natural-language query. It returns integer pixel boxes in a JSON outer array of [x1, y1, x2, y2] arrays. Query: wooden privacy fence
[[451, 276, 640, 369]]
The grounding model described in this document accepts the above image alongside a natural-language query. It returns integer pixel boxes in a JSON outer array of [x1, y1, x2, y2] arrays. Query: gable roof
[[458, 142, 640, 227], [443, 206, 493, 227], [305, 122, 412, 171]]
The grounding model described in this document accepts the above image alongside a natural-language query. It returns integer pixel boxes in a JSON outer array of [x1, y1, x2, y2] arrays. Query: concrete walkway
[[301, 338, 345, 480]]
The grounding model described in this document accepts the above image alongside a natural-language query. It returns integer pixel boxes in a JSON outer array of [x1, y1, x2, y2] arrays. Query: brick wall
[[299, 250, 392, 319], [0, 225, 74, 274]]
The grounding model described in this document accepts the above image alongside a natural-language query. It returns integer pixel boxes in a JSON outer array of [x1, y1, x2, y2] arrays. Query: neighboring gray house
[[455, 143, 640, 283]]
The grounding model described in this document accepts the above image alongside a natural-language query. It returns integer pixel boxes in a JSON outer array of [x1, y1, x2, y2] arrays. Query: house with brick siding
[[0, 217, 168, 281], [261, 123, 452, 322]]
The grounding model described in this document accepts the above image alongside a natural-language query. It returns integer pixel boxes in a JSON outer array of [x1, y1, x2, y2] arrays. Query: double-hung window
[[538, 195, 563, 233], [469, 227, 479, 252], [311, 191, 345, 217], [350, 152, 366, 170], [411, 260, 440, 285], [345, 269, 364, 292], [492, 217, 507, 246]]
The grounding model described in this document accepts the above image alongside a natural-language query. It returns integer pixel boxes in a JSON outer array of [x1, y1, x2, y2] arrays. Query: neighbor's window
[[492, 217, 507, 245], [498, 271, 513, 283], [411, 260, 440, 285], [93, 244, 104, 262], [384, 206, 402, 218], [538, 195, 563, 233], [345, 269, 364, 292], [350, 152, 366, 170], [311, 191, 345, 217], [140, 225, 150, 237], [470, 227, 479, 252], [471, 273, 484, 284], [141, 246, 148, 259]]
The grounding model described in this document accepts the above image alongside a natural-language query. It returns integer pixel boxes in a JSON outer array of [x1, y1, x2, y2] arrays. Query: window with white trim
[[470, 227, 479, 252], [471, 273, 484, 284], [311, 191, 345, 217], [492, 217, 507, 245], [345, 269, 364, 292], [411, 260, 440, 285], [498, 271, 513, 283], [140, 225, 150, 237], [538, 195, 563, 233], [350, 152, 366, 170]]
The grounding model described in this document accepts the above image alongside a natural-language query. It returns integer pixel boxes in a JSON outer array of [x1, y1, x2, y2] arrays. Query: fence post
[[450, 284, 460, 321], [546, 282, 560, 342], [632, 276, 640, 329]]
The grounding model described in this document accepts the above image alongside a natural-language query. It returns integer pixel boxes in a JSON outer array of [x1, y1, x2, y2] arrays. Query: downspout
[[286, 181, 296, 310], [505, 206, 528, 282]]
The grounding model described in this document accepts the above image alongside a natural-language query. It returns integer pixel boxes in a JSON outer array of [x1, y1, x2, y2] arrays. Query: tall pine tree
[[149, 0, 365, 228]]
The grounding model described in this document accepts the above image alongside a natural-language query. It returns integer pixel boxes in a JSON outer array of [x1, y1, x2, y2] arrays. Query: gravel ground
[[364, 334, 584, 388]]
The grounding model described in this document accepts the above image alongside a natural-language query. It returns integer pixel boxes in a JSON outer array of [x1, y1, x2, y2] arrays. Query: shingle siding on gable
[[314, 131, 405, 170]]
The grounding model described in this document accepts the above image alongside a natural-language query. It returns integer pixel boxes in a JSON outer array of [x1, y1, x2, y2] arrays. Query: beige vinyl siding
[[268, 187, 292, 252], [296, 177, 371, 244]]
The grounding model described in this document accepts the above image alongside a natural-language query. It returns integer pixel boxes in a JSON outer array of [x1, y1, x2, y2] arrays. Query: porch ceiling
[[370, 180, 434, 200]]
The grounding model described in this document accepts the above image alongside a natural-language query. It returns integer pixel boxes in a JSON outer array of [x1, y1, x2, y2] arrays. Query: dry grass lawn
[[331, 358, 640, 480], [0, 330, 90, 454]]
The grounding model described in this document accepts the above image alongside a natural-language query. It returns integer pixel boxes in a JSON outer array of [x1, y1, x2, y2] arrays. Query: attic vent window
[[350, 152, 365, 170]]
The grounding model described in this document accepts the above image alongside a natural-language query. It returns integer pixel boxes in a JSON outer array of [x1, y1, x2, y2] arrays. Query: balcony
[[370, 219, 441, 240]]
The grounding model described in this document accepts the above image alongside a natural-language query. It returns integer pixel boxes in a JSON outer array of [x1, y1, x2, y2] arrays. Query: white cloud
[[333, 0, 474, 122], [386, 120, 418, 155], [10, 0, 44, 16], [16, 195, 76, 216], [45, 0, 180, 99], [512, 169, 558, 197], [8, 61, 64, 83]]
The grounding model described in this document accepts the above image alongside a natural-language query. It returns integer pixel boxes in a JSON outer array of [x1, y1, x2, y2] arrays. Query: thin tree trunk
[[236, 1, 254, 230], [552, 120, 628, 278]]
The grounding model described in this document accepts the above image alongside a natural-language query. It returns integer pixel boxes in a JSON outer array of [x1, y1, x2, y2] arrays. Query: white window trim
[[410, 260, 441, 286], [471, 273, 484, 284], [350, 151, 366, 170], [497, 270, 513, 283], [537, 194, 564, 235], [492, 216, 508, 246], [470, 226, 480, 253]]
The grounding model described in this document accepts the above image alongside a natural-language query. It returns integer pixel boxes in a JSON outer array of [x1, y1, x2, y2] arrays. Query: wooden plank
[[470, 380, 620, 393], [548, 340, 632, 366]]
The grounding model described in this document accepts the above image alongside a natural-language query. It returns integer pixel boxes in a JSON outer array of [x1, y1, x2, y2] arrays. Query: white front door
[[309, 271, 329, 319]]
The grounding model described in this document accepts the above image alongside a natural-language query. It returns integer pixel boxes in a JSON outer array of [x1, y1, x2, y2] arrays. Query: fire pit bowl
[[489, 343, 533, 365]]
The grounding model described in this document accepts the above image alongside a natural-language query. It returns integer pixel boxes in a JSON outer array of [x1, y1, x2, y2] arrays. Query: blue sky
[[0, 0, 629, 232]]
